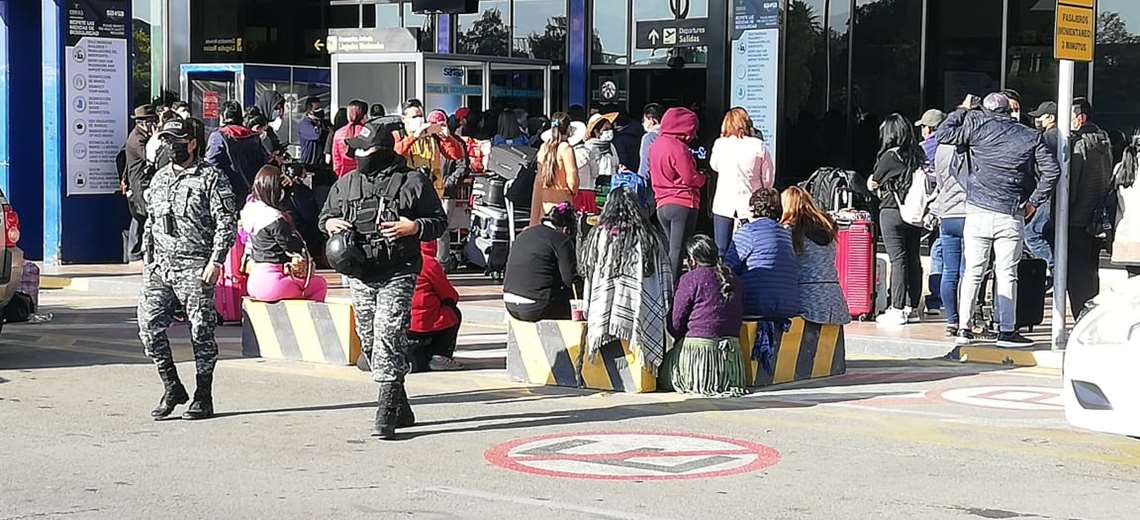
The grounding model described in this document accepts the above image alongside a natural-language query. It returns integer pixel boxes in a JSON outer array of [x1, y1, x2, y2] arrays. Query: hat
[[983, 93, 1011, 114], [541, 121, 588, 146], [132, 105, 158, 120], [345, 116, 402, 151], [427, 109, 448, 125], [1028, 101, 1058, 118], [586, 112, 618, 137], [454, 107, 472, 121], [915, 109, 946, 128], [154, 119, 191, 140]]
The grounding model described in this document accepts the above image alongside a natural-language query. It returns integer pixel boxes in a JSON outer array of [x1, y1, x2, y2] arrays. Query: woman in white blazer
[[709, 107, 775, 254]]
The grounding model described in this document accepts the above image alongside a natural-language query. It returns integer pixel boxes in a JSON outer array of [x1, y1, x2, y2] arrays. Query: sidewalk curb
[[959, 346, 1064, 369], [41, 275, 142, 294]]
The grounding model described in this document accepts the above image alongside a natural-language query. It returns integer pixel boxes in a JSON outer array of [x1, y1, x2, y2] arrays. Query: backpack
[[891, 150, 934, 227], [799, 167, 857, 211], [1088, 163, 1123, 240], [611, 171, 650, 209]]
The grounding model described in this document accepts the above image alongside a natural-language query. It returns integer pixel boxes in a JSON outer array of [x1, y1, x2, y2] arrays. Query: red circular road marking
[[485, 431, 781, 481]]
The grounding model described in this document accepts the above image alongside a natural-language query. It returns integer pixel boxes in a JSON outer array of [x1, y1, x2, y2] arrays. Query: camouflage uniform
[[349, 274, 418, 383], [138, 160, 238, 375]]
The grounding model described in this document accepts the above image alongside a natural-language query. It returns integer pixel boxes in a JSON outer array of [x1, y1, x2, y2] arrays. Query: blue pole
[[41, 0, 62, 266]]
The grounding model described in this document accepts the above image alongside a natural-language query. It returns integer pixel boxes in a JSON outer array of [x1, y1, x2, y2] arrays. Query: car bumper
[[1064, 339, 1140, 438]]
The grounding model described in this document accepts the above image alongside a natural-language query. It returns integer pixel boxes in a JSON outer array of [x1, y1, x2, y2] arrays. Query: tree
[[458, 9, 511, 57], [525, 16, 568, 63], [132, 23, 152, 108], [1098, 12, 1137, 45]]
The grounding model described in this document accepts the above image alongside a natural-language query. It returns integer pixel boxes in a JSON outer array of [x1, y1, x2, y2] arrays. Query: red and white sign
[[933, 385, 1064, 411], [485, 432, 780, 481], [202, 91, 220, 121]]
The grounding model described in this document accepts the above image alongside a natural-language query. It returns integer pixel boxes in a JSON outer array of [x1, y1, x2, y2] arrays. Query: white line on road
[[420, 486, 667, 520]]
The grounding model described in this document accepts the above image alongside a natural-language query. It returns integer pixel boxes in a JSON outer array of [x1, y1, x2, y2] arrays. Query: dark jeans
[[1025, 202, 1054, 270], [126, 209, 146, 262], [880, 208, 923, 310], [657, 204, 699, 283], [506, 298, 572, 322], [939, 217, 966, 326], [408, 307, 462, 372], [1066, 228, 1101, 315], [712, 214, 737, 257]]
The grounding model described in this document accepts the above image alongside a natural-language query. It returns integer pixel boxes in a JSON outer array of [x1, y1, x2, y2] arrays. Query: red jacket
[[411, 252, 460, 333], [649, 108, 705, 209], [332, 122, 364, 177]]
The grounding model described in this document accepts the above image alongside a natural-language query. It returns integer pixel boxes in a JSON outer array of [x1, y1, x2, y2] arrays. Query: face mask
[[176, 109, 190, 120], [1011, 111, 1021, 121], [356, 150, 396, 175], [1035, 120, 1044, 131], [164, 140, 191, 166], [405, 116, 425, 133], [598, 130, 614, 142], [269, 119, 283, 132], [312, 109, 325, 120]]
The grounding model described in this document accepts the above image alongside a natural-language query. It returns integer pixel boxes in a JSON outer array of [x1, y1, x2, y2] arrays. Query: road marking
[[421, 486, 664, 520], [932, 385, 1064, 411], [485, 432, 779, 480]]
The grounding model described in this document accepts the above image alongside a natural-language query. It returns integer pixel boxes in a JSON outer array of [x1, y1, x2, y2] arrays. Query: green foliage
[[458, 9, 511, 57]]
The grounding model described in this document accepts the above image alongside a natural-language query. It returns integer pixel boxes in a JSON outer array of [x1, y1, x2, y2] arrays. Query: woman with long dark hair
[[869, 113, 926, 326], [781, 186, 851, 325], [1112, 132, 1140, 276], [492, 110, 527, 146], [530, 112, 580, 225], [663, 234, 746, 397], [580, 187, 674, 374], [241, 165, 328, 303]]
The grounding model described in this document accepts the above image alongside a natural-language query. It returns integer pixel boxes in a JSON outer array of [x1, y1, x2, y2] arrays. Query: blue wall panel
[[567, 0, 586, 108], [2, 1, 46, 260]]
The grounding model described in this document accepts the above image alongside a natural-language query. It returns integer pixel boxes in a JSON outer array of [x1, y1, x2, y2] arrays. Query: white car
[[1063, 276, 1140, 438]]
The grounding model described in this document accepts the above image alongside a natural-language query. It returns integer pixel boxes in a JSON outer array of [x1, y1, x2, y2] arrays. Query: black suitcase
[[486, 144, 537, 181], [473, 175, 507, 208], [471, 205, 511, 242], [1013, 257, 1047, 330]]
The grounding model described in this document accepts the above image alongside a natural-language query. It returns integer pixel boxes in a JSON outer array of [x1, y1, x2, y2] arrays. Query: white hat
[[541, 120, 587, 146]]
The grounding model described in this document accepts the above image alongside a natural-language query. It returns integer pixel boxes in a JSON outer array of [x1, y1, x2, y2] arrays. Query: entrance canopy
[[331, 52, 552, 118]]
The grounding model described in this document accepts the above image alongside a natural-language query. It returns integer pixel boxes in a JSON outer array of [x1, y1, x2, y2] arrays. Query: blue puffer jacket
[[935, 108, 1061, 216], [724, 218, 801, 319]]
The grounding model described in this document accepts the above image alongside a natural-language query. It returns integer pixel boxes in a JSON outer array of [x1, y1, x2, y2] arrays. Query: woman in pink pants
[[241, 166, 328, 303]]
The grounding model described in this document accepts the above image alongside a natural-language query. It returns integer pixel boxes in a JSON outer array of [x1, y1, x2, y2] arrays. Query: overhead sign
[[65, 0, 129, 196], [1055, 0, 1096, 62], [635, 18, 709, 49], [325, 28, 420, 54], [485, 432, 780, 481]]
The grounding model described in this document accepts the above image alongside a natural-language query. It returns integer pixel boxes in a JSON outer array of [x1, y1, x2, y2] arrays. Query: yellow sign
[[1055, 2, 1096, 62]]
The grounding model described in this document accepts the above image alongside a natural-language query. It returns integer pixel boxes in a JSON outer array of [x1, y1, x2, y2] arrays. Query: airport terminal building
[[1, 0, 1138, 263]]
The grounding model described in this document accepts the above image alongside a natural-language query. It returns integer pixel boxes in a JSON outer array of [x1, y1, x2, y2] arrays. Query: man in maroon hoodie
[[649, 107, 705, 283]]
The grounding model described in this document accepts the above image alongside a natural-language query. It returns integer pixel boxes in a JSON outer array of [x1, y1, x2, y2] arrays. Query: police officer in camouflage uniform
[[139, 119, 238, 421], [320, 117, 446, 439]]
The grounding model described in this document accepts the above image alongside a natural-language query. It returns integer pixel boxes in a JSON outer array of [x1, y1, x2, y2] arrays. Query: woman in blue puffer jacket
[[724, 188, 801, 319]]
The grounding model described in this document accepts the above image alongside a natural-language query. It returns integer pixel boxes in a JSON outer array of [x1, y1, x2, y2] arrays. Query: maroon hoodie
[[648, 107, 705, 209]]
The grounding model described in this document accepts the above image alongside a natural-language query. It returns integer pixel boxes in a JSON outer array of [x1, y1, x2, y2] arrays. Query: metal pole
[[1052, 59, 1075, 350]]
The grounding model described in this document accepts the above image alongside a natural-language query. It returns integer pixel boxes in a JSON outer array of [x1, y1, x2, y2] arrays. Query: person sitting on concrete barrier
[[780, 186, 851, 326], [726, 188, 801, 372], [409, 241, 464, 372], [662, 234, 747, 397], [580, 187, 675, 373], [503, 202, 578, 322], [241, 165, 328, 304]]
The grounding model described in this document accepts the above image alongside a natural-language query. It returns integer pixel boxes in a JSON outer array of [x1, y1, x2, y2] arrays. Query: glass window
[[926, 0, 1002, 112], [132, 0, 154, 106], [376, 0, 402, 28], [457, 0, 512, 56], [852, 0, 922, 121], [1006, 0, 1088, 114], [329, 3, 377, 28], [513, 0, 568, 64], [593, 0, 628, 65], [403, 2, 435, 52], [828, 0, 853, 169], [590, 69, 629, 108], [783, 0, 830, 183], [1093, 0, 1140, 144], [631, 0, 708, 66]]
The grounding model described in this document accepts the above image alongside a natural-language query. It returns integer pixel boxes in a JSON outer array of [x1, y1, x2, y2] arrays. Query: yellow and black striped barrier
[[740, 318, 846, 387], [242, 299, 361, 366], [506, 318, 657, 393]]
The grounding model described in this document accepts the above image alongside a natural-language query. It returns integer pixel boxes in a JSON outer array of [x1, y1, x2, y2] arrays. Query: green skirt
[[660, 337, 747, 397]]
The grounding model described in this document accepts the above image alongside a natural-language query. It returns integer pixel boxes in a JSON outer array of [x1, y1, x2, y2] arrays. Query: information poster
[[730, 0, 780, 165], [65, 0, 129, 196]]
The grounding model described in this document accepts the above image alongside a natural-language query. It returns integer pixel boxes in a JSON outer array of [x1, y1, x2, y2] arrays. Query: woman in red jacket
[[331, 99, 369, 178], [649, 107, 706, 283], [409, 242, 464, 372]]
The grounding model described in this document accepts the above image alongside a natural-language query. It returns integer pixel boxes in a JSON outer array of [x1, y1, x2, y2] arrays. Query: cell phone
[[965, 94, 982, 109]]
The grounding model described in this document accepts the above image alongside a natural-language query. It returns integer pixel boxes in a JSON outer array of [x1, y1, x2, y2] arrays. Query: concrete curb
[[40, 275, 143, 294], [959, 346, 1064, 369]]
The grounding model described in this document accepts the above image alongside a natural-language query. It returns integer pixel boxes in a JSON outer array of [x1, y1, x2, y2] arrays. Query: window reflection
[[1006, 0, 1087, 112], [514, 0, 568, 63], [593, 0, 628, 65], [925, 0, 1001, 112], [457, 0, 512, 56], [1094, 0, 1140, 144], [784, 0, 830, 183]]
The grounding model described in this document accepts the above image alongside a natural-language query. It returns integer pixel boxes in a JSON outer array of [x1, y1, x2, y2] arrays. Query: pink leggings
[[247, 263, 328, 303]]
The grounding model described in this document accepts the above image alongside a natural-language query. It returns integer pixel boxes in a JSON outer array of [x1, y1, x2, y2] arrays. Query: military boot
[[151, 362, 190, 420], [397, 384, 415, 428], [370, 382, 401, 439], [181, 373, 215, 420]]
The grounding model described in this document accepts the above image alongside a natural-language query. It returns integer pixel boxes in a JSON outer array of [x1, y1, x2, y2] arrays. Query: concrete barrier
[[242, 299, 361, 366], [740, 318, 847, 387], [505, 318, 657, 393]]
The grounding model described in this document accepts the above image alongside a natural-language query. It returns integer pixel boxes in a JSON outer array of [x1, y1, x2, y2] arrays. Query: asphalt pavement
[[1, 287, 1138, 519]]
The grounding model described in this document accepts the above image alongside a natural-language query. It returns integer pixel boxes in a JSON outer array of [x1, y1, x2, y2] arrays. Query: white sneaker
[[876, 308, 908, 326], [904, 307, 920, 323], [429, 355, 465, 371]]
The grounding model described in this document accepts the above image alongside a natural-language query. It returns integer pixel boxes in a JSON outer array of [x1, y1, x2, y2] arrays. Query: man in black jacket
[[937, 92, 1061, 348], [123, 105, 159, 262], [1063, 98, 1115, 314], [319, 117, 446, 440]]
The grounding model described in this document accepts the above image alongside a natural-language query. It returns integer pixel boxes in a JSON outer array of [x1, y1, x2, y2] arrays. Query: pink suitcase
[[837, 219, 876, 320], [214, 236, 247, 324]]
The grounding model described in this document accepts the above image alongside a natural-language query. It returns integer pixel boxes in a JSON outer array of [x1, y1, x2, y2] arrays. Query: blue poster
[[730, 0, 780, 165]]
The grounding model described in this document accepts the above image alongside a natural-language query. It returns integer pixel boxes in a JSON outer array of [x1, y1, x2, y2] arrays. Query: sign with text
[[1055, 1, 1095, 62], [729, 0, 780, 165], [326, 28, 420, 54], [65, 0, 130, 196], [635, 18, 709, 49]]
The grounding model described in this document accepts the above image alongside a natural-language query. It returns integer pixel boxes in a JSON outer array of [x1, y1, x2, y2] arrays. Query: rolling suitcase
[[473, 174, 508, 208], [1011, 257, 1047, 331], [214, 239, 247, 324], [837, 219, 877, 320]]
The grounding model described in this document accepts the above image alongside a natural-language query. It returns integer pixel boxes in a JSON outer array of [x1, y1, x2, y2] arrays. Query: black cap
[[155, 119, 191, 140], [345, 116, 403, 151], [1028, 101, 1058, 118]]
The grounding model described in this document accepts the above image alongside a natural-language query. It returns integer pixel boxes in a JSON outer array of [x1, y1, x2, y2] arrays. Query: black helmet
[[325, 231, 368, 278]]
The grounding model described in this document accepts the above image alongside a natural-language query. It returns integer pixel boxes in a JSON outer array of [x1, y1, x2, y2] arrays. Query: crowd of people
[[122, 85, 1140, 436]]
